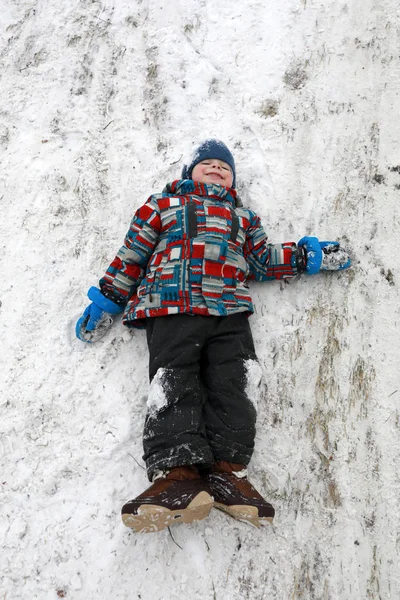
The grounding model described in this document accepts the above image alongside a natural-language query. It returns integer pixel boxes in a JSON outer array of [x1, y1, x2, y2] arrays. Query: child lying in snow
[[76, 139, 351, 533]]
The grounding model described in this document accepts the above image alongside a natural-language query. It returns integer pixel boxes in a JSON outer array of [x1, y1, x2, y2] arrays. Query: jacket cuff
[[294, 246, 307, 273]]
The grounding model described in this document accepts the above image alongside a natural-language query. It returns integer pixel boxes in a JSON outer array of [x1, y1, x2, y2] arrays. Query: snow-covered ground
[[1, 0, 400, 598]]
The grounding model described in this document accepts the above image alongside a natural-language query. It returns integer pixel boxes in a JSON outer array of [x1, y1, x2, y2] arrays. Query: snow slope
[[1, 0, 400, 598]]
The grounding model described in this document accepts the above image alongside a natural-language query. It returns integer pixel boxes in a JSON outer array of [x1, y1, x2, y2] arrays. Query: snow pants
[[142, 313, 260, 480]]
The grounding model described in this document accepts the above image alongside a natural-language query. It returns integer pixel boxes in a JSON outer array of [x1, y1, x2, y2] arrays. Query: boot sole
[[122, 491, 214, 533], [214, 502, 274, 528]]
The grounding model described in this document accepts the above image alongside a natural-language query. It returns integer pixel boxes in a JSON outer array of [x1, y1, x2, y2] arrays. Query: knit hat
[[181, 139, 236, 188]]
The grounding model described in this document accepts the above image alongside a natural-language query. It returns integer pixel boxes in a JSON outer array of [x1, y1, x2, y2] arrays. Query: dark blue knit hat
[[181, 139, 236, 188]]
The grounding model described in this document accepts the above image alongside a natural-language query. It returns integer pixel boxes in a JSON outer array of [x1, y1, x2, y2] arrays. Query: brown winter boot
[[121, 466, 214, 533], [206, 461, 275, 528]]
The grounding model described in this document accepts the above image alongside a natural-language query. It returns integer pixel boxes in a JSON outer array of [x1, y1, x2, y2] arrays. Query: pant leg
[[201, 313, 260, 465], [143, 315, 214, 480]]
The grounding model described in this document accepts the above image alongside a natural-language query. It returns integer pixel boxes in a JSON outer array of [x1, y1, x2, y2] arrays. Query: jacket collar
[[163, 179, 238, 207]]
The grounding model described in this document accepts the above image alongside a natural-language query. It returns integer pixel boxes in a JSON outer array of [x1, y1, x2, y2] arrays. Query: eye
[[222, 166, 230, 171]]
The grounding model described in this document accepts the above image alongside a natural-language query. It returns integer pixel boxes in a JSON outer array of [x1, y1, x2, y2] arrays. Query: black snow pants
[[142, 313, 260, 480]]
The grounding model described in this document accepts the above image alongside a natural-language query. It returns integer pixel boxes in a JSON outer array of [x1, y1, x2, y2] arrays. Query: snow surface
[[1, 0, 400, 598], [244, 359, 263, 412], [147, 368, 169, 416]]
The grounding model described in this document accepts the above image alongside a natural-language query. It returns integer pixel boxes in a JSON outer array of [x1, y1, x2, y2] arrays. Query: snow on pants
[[143, 313, 260, 480]]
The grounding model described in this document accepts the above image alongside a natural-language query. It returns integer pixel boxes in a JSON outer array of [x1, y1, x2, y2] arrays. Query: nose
[[210, 161, 221, 169]]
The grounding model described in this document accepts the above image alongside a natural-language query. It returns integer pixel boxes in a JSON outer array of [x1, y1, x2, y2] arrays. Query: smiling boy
[[76, 139, 350, 533]]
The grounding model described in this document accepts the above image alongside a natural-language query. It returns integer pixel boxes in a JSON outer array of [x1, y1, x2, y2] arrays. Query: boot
[[206, 461, 275, 527], [121, 466, 214, 533]]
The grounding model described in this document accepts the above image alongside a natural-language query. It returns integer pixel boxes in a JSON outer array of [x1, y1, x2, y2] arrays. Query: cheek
[[225, 172, 233, 186], [191, 165, 205, 181]]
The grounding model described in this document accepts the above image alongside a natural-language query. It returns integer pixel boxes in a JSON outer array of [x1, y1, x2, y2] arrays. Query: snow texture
[[244, 359, 263, 412], [321, 244, 351, 270], [146, 368, 169, 417], [1, 0, 400, 598]]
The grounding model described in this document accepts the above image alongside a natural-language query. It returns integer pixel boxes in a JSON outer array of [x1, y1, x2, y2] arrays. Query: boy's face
[[191, 159, 233, 188]]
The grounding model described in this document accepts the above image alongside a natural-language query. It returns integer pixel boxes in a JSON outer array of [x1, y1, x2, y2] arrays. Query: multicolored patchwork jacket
[[99, 180, 301, 328]]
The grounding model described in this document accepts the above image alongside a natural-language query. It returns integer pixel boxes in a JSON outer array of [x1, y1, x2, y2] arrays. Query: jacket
[[99, 180, 300, 327]]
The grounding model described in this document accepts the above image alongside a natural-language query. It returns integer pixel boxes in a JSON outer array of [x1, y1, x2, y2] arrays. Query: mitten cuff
[[88, 287, 124, 315], [298, 236, 323, 275]]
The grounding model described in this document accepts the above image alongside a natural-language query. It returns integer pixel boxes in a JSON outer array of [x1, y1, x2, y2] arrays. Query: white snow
[[146, 368, 169, 417], [1, 0, 400, 598], [244, 359, 263, 412]]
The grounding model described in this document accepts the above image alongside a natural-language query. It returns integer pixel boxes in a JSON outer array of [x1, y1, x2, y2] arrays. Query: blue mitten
[[298, 237, 351, 274], [76, 287, 123, 343]]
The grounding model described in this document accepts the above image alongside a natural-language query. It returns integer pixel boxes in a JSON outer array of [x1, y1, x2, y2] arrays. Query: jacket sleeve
[[99, 197, 161, 304], [244, 211, 303, 281]]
